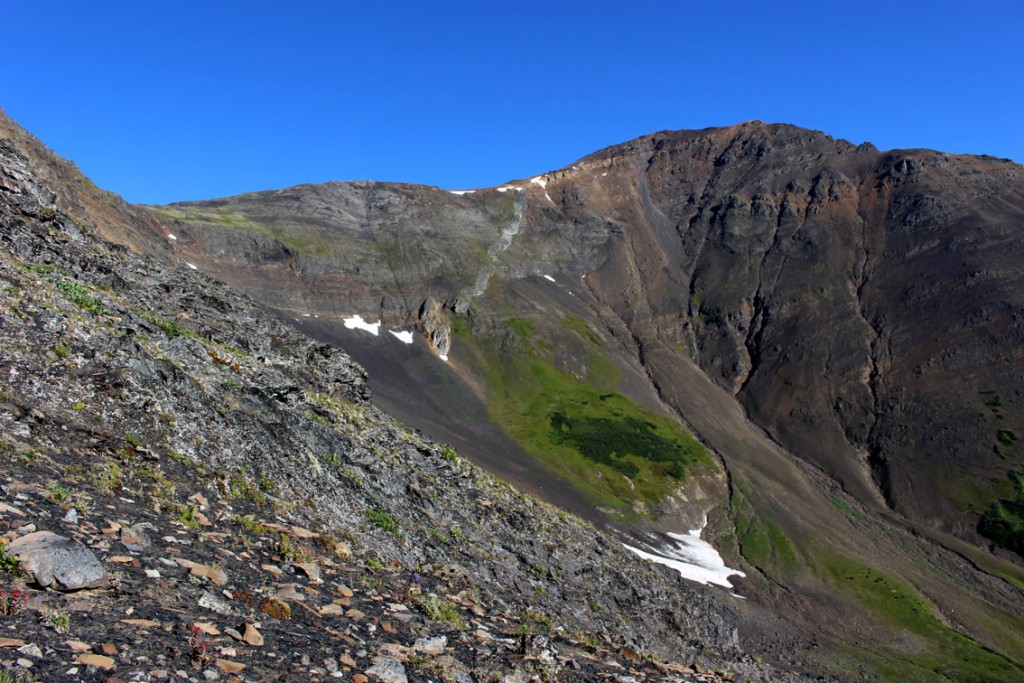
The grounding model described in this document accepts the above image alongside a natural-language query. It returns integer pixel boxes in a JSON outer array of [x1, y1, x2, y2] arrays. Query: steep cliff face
[[565, 123, 1024, 534]]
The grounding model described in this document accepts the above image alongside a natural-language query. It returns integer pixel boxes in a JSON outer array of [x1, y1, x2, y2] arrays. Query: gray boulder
[[8, 531, 108, 591]]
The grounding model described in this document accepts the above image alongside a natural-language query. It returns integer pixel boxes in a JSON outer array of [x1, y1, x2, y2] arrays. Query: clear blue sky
[[2, 1, 1021, 205]]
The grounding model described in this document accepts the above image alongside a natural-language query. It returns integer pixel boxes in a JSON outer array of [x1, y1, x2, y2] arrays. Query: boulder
[[8, 531, 107, 591]]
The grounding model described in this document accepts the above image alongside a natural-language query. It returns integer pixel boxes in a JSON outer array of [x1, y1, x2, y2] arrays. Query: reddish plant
[[189, 625, 211, 668], [0, 588, 27, 616]]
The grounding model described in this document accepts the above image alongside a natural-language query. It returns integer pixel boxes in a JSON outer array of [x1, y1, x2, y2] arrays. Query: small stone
[[289, 525, 318, 539], [145, 569, 161, 578], [345, 608, 366, 619], [339, 654, 356, 667], [198, 591, 234, 615], [189, 562, 228, 586], [17, 643, 43, 658], [294, 561, 321, 582], [352, 675, 368, 683], [0, 638, 26, 648], [320, 604, 345, 616], [413, 635, 447, 655], [120, 524, 152, 551], [365, 656, 408, 683], [337, 584, 354, 598], [66, 640, 91, 652], [225, 627, 243, 641], [120, 619, 161, 628], [16, 658, 32, 668], [219, 647, 237, 657], [101, 642, 118, 655], [77, 653, 116, 670], [274, 584, 303, 601], [215, 659, 246, 674], [379, 643, 407, 658], [16, 523, 37, 535], [242, 623, 264, 646], [193, 622, 220, 636], [261, 564, 283, 578], [64, 508, 78, 524]]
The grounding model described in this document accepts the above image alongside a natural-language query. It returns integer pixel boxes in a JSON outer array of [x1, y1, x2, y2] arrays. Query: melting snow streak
[[389, 330, 414, 344], [343, 315, 380, 336], [622, 519, 745, 590]]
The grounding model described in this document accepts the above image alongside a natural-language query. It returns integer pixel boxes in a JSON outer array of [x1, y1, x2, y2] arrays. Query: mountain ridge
[[4, 106, 1024, 680]]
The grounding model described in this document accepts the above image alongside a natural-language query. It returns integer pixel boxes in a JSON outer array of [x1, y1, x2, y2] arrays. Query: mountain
[[4, 107, 1024, 680], [0, 110, 811, 681]]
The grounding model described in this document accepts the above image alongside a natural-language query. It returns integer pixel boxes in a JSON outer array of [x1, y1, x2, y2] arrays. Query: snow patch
[[389, 329, 414, 344], [543, 274, 556, 283], [439, 353, 449, 362], [166, 234, 177, 241], [530, 176, 548, 189], [185, 262, 198, 270], [448, 190, 475, 195], [622, 518, 745, 590], [343, 315, 380, 336], [601, 172, 608, 177]]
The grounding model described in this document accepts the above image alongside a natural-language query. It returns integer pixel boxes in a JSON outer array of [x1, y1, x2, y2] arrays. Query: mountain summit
[[4, 108, 1024, 680]]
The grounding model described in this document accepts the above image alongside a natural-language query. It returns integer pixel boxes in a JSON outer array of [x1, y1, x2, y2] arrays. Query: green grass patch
[[979, 472, 1024, 555], [146, 205, 332, 257], [459, 310, 713, 512], [997, 429, 1018, 446], [138, 310, 195, 340], [994, 428, 1019, 459], [494, 357, 711, 511], [560, 313, 602, 345], [55, 279, 104, 315], [506, 318, 536, 344], [366, 507, 400, 534], [818, 549, 1024, 682], [828, 494, 866, 521], [550, 410, 694, 479], [730, 487, 798, 571], [414, 594, 464, 628]]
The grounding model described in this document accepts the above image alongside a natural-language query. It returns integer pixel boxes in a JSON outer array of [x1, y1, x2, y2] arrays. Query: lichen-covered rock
[[8, 531, 107, 591]]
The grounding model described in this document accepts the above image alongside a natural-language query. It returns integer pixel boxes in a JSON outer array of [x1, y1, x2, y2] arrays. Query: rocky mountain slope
[[0, 113, 824, 681], [4, 107, 1024, 681]]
